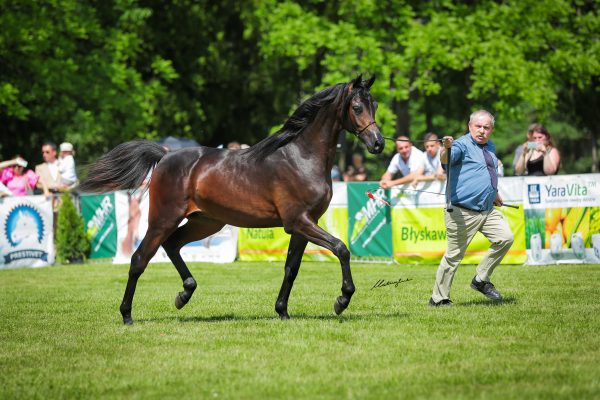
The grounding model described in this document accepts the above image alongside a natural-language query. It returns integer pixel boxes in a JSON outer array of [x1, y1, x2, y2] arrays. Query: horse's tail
[[78, 140, 167, 193]]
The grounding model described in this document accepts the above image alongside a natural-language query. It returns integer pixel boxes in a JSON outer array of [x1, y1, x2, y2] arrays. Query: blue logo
[[528, 184, 541, 204], [5, 204, 44, 246], [3, 204, 48, 264]]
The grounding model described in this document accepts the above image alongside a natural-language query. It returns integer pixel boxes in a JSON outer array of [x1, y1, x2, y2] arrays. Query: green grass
[[1, 261, 599, 399]]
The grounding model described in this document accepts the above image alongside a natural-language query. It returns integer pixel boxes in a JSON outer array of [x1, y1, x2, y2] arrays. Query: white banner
[[112, 191, 238, 264], [523, 174, 600, 265], [0, 196, 54, 269]]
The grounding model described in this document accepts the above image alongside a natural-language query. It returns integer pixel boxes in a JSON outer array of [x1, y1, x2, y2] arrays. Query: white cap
[[60, 142, 74, 152], [15, 157, 28, 168]]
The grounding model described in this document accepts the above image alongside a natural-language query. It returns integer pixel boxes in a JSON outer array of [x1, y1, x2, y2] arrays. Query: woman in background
[[0, 156, 41, 196], [514, 123, 561, 176]]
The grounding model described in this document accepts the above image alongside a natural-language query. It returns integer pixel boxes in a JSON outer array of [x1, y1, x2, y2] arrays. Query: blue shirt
[[446, 133, 498, 212]]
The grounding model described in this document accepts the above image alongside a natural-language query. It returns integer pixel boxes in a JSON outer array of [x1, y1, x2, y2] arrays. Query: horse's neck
[[296, 106, 342, 167]]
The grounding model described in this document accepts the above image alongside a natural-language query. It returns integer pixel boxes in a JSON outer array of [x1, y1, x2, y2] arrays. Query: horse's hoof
[[174, 293, 187, 310], [334, 298, 347, 315], [279, 312, 290, 320], [123, 317, 134, 325]]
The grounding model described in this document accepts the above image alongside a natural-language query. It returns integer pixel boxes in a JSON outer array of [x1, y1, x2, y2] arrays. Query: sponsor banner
[[391, 205, 526, 264], [390, 180, 446, 209], [347, 182, 393, 257], [238, 206, 348, 262], [80, 193, 119, 258], [112, 191, 238, 264], [391, 178, 526, 264], [0, 196, 54, 269], [523, 174, 600, 264]]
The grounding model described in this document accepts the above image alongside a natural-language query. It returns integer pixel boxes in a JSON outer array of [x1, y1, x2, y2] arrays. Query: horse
[[79, 75, 384, 325]]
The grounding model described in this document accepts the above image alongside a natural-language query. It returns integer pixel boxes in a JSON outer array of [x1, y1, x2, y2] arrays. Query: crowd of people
[[331, 122, 561, 184], [0, 142, 78, 198], [0, 124, 561, 198]]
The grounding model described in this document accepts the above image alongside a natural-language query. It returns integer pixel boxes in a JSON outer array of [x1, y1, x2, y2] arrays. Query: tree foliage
[[1, 0, 598, 175], [55, 193, 90, 264]]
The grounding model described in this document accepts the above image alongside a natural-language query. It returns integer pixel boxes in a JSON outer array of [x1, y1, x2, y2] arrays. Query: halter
[[341, 89, 378, 137]]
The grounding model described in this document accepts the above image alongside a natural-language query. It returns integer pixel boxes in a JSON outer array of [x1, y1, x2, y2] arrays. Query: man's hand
[[380, 179, 392, 189], [494, 192, 504, 207], [442, 136, 454, 149]]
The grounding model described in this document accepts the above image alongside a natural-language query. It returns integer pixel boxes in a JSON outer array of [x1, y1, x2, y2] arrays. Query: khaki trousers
[[431, 206, 514, 302]]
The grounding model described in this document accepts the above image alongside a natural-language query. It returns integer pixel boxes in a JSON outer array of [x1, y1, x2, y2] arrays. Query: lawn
[[1, 261, 599, 399]]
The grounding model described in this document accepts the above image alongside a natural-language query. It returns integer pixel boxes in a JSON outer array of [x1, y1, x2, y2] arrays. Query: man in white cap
[[59, 142, 78, 187]]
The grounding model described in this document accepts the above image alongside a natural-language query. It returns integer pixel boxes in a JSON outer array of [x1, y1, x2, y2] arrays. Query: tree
[[55, 193, 90, 264]]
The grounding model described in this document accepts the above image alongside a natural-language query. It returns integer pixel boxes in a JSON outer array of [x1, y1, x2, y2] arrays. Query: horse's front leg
[[291, 213, 355, 316], [275, 234, 308, 320]]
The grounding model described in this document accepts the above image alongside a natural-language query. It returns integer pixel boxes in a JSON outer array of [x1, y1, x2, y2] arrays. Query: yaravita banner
[[523, 174, 600, 265], [0, 196, 54, 269], [347, 182, 392, 258]]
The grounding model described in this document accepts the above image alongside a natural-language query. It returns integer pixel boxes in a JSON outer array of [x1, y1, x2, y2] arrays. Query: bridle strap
[[355, 120, 377, 136]]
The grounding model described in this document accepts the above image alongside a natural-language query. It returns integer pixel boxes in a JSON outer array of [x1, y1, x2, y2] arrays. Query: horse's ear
[[366, 75, 376, 89], [352, 74, 363, 88]]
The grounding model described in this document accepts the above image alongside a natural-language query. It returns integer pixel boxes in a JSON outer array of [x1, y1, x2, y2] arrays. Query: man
[[429, 110, 514, 306], [379, 135, 425, 188], [413, 132, 446, 184], [36, 141, 65, 195]]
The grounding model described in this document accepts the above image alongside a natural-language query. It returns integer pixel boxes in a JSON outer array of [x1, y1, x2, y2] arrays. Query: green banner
[[80, 193, 118, 258], [347, 183, 393, 257]]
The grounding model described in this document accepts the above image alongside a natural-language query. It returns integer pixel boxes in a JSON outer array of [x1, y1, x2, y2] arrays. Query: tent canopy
[[156, 136, 200, 151]]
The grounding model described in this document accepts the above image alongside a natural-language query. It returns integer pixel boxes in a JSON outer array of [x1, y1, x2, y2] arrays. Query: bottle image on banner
[[530, 233, 542, 261], [350, 211, 367, 244], [550, 233, 563, 259], [592, 234, 600, 259], [570, 232, 585, 259]]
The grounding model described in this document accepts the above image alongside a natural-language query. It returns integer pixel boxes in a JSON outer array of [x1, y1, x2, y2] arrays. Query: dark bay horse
[[79, 75, 384, 324]]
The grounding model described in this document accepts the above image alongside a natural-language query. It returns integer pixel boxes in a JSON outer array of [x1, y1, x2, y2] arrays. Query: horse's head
[[342, 75, 385, 154]]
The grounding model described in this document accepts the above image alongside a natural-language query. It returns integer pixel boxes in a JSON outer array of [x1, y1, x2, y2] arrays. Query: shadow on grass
[[457, 296, 518, 307], [137, 310, 409, 324]]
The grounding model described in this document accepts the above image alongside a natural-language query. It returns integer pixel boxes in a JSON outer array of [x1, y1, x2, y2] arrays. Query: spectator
[[0, 156, 40, 196], [36, 141, 65, 193], [514, 123, 560, 176], [511, 127, 534, 175], [429, 110, 513, 307], [413, 132, 446, 184], [0, 158, 19, 197], [343, 152, 368, 182], [331, 165, 342, 182], [58, 142, 78, 187], [227, 141, 241, 150], [379, 135, 425, 189]]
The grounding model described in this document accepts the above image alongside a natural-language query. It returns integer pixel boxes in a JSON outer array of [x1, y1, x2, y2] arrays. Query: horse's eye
[[353, 105, 363, 114]]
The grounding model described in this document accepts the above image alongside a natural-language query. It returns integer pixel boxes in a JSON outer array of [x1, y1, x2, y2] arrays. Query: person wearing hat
[[58, 142, 78, 187], [0, 156, 41, 196]]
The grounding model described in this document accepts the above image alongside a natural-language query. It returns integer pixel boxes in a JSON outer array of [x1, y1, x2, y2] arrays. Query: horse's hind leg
[[161, 213, 224, 310], [290, 213, 354, 316], [275, 234, 308, 320]]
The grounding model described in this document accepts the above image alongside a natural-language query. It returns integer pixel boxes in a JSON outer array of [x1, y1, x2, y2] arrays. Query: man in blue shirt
[[429, 110, 514, 306]]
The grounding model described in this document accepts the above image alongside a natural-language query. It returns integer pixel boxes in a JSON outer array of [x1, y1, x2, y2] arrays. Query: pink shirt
[[0, 167, 40, 196]]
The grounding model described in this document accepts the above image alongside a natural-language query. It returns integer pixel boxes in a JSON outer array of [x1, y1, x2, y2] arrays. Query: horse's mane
[[243, 82, 349, 161]]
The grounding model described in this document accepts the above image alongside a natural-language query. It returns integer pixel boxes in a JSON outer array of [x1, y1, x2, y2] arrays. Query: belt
[[452, 204, 486, 213]]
